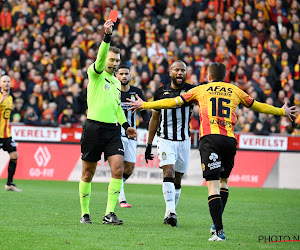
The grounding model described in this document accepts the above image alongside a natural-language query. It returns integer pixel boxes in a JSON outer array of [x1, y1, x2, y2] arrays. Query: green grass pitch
[[0, 180, 299, 249]]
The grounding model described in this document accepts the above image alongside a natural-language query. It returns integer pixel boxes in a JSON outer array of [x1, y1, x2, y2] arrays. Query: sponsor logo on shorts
[[118, 148, 124, 152], [208, 152, 221, 170], [209, 152, 218, 162], [10, 139, 16, 147], [208, 161, 221, 170]]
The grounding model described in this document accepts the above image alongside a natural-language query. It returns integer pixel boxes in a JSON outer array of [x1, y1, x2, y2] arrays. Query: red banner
[[227, 151, 279, 187], [0, 143, 281, 187], [0, 143, 80, 180]]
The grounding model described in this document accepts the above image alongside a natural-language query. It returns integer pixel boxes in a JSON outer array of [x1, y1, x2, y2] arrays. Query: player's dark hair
[[209, 62, 226, 81], [170, 60, 186, 70], [117, 65, 130, 71], [109, 46, 120, 54]]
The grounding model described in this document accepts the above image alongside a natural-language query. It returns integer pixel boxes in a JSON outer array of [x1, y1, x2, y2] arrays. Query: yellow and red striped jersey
[[0, 93, 13, 138], [180, 82, 254, 139]]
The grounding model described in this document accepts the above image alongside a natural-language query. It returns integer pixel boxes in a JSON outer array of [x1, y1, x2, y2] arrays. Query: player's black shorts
[[199, 134, 237, 180], [0, 137, 17, 153], [81, 119, 124, 162]]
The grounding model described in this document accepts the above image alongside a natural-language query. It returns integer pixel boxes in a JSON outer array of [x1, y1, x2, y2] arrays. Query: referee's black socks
[[208, 194, 223, 235], [220, 188, 229, 213]]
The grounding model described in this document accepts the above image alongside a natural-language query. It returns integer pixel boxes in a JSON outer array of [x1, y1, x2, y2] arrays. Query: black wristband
[[122, 122, 130, 131], [103, 33, 112, 43]]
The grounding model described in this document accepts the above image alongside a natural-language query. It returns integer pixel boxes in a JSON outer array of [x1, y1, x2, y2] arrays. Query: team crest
[[131, 94, 135, 100], [105, 84, 110, 90], [163, 91, 170, 95], [162, 152, 167, 160]]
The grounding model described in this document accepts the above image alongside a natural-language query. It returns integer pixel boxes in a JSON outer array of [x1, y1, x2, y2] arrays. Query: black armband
[[103, 33, 112, 43], [122, 122, 130, 131]]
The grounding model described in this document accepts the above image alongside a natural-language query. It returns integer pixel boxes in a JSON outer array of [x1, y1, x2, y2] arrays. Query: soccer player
[[144, 60, 195, 227], [79, 20, 137, 225], [0, 75, 22, 192], [126, 62, 297, 240], [115, 65, 149, 208]]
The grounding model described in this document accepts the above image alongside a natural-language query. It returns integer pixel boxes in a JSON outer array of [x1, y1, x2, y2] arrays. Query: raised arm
[[94, 20, 114, 73]]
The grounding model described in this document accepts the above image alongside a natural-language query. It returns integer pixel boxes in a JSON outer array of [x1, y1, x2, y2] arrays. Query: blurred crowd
[[0, 0, 299, 136]]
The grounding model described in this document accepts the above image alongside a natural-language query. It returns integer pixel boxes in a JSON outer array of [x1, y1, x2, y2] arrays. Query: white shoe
[[5, 184, 23, 192], [208, 232, 226, 241]]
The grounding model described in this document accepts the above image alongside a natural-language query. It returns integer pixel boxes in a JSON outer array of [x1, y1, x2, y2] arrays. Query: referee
[[79, 20, 136, 225]]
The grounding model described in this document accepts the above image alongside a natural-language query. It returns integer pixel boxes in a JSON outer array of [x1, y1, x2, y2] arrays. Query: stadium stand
[[0, 0, 299, 135]]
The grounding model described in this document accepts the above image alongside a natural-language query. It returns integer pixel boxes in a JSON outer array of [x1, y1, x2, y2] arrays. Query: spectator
[[40, 109, 58, 127], [58, 104, 80, 128], [23, 106, 39, 126], [0, 0, 298, 136]]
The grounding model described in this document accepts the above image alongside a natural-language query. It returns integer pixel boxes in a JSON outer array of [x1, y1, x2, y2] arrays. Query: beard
[[121, 80, 129, 86], [171, 76, 186, 87]]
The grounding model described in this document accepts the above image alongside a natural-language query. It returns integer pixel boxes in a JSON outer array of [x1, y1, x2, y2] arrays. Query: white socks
[[163, 182, 176, 217], [175, 188, 181, 208], [118, 177, 127, 203]]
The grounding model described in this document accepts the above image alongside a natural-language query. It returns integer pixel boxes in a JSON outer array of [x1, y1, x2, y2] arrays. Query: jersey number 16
[[210, 97, 231, 118]]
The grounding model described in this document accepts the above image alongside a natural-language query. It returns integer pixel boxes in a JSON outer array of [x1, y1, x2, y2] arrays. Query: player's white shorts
[[121, 137, 137, 163], [157, 137, 191, 173]]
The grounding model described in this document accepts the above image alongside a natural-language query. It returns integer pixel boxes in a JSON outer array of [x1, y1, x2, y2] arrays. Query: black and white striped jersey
[[121, 86, 149, 137], [154, 83, 195, 141]]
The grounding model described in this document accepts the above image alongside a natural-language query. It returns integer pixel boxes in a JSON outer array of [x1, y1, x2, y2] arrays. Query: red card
[[108, 10, 119, 22]]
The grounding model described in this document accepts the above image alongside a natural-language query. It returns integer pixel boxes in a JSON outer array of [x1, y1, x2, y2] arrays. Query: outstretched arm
[[251, 101, 297, 121], [126, 94, 183, 113]]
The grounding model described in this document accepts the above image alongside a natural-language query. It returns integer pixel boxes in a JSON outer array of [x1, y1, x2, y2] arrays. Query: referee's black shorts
[[81, 119, 124, 162], [199, 134, 237, 181]]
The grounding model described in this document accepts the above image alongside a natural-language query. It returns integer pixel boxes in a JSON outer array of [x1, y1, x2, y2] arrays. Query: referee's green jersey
[[87, 40, 127, 125]]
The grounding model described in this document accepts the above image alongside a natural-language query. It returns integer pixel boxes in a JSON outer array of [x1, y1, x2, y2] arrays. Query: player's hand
[[0, 90, 9, 103], [103, 19, 114, 34], [282, 101, 297, 121], [145, 144, 154, 163], [125, 94, 144, 113], [126, 127, 137, 139]]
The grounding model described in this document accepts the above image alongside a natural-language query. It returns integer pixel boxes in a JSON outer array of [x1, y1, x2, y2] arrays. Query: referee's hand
[[126, 127, 137, 140], [104, 19, 114, 35], [145, 144, 154, 163]]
